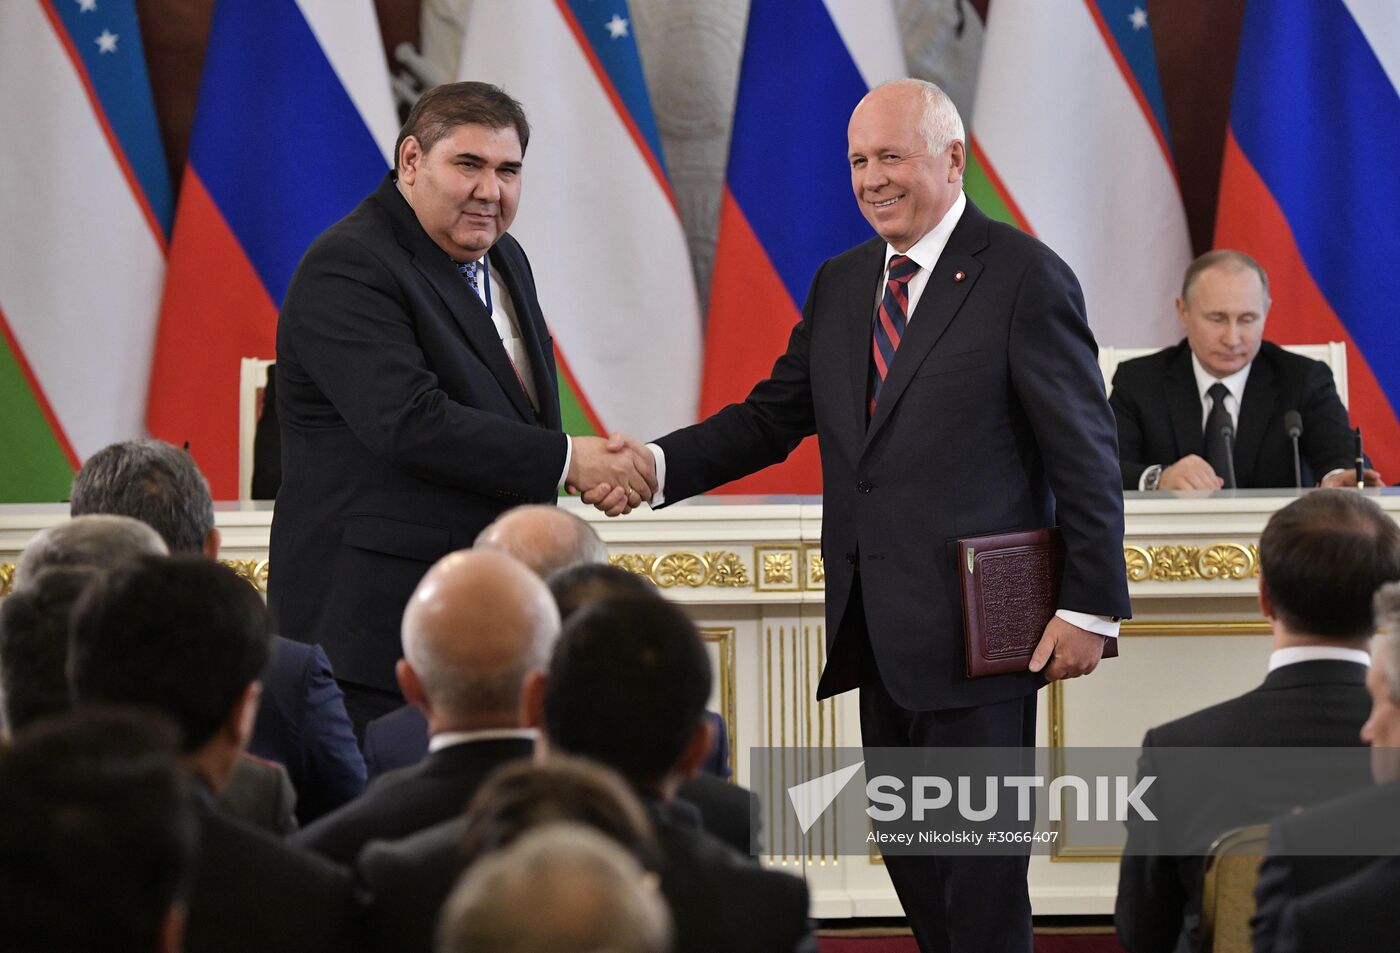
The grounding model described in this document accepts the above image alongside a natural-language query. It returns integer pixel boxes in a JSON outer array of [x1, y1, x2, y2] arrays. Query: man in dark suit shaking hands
[[585, 79, 1130, 953], [270, 83, 654, 730]]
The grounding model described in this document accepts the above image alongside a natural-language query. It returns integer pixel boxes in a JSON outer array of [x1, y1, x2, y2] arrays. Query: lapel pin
[[953, 270, 966, 282]]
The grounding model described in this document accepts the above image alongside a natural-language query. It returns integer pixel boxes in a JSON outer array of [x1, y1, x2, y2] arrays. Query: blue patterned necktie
[[457, 259, 484, 303]]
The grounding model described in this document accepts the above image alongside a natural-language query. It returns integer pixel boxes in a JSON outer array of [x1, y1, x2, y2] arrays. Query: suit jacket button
[[856, 481, 872, 494]]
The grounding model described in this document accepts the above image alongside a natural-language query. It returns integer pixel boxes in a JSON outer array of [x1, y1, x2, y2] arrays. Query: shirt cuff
[[1138, 464, 1162, 491], [1056, 609, 1120, 638], [1322, 468, 1349, 484], [557, 435, 573, 491], [646, 443, 667, 507]]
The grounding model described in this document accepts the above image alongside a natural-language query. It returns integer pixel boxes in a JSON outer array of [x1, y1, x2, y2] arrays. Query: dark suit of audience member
[[251, 637, 367, 824], [220, 752, 298, 835], [1111, 340, 1360, 489], [360, 702, 751, 850], [1251, 780, 1400, 952], [533, 597, 814, 952], [295, 734, 533, 865], [1272, 855, 1400, 953], [187, 785, 356, 953], [1116, 489, 1400, 953]]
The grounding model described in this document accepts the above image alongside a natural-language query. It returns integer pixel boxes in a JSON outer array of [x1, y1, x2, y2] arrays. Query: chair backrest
[[1198, 822, 1270, 953], [1099, 342, 1349, 407], [238, 358, 275, 502]]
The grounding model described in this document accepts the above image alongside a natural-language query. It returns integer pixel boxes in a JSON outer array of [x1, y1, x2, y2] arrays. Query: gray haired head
[[1375, 582, 1400, 704], [16, 516, 168, 591], [70, 440, 215, 555]]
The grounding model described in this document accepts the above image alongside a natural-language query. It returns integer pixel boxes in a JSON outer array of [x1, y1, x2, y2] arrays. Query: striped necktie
[[869, 254, 921, 418]]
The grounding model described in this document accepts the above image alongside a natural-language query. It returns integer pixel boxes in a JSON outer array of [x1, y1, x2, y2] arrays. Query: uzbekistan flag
[[0, 0, 171, 501], [700, 0, 904, 494], [145, 0, 397, 498], [970, 0, 1191, 349], [459, 0, 701, 443], [1215, 0, 1400, 479]]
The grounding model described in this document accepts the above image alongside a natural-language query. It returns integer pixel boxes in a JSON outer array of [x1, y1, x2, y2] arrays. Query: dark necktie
[[869, 254, 921, 418], [1204, 381, 1233, 486], [456, 259, 485, 305]]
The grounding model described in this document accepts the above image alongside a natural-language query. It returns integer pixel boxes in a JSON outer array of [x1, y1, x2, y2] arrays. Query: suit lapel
[[491, 242, 561, 429], [1233, 352, 1277, 486], [377, 176, 538, 422], [846, 240, 888, 435], [863, 202, 987, 447], [1165, 346, 1204, 460]]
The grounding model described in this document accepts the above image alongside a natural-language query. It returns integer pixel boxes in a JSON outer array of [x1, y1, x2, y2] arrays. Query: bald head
[[400, 550, 561, 729], [474, 505, 607, 578]]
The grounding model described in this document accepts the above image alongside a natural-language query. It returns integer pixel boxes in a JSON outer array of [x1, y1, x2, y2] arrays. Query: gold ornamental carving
[[1122, 543, 1261, 582], [0, 563, 14, 597], [221, 558, 270, 593], [610, 551, 750, 589], [762, 552, 794, 585], [807, 550, 825, 586]]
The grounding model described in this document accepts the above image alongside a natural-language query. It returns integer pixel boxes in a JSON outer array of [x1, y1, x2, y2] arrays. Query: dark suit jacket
[[293, 735, 534, 865], [357, 798, 812, 953], [270, 173, 565, 691], [185, 786, 356, 953], [1115, 660, 1373, 953], [218, 753, 297, 835], [250, 636, 366, 824], [656, 200, 1130, 712], [1251, 780, 1400, 953], [1109, 340, 1359, 489], [1274, 855, 1400, 953], [359, 705, 752, 850]]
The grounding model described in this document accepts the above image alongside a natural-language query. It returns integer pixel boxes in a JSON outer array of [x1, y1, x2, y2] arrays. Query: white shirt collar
[[884, 190, 967, 273], [427, 727, 537, 753], [1190, 351, 1252, 410], [1268, 646, 1371, 672]]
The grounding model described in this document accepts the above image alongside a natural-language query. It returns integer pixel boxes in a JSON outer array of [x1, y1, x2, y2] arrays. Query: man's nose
[[472, 173, 501, 202], [1222, 320, 1240, 346]]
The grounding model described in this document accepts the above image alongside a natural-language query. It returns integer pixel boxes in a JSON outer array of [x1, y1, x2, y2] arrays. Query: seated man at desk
[[1110, 249, 1383, 490]]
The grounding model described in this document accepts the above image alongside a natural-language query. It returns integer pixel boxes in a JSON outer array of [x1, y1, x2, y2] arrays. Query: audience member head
[[474, 504, 607, 578], [458, 756, 659, 871], [70, 439, 219, 557], [436, 823, 670, 953], [15, 514, 166, 588], [534, 597, 712, 799], [1362, 583, 1400, 783], [1176, 249, 1271, 379], [1258, 490, 1400, 643], [0, 707, 196, 953], [547, 561, 660, 621], [398, 549, 560, 735], [70, 556, 273, 792], [0, 566, 99, 735]]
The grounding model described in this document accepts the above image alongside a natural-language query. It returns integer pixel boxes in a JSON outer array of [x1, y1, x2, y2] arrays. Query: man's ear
[[398, 136, 422, 185], [1175, 296, 1189, 329], [675, 717, 715, 780], [202, 526, 221, 560], [156, 903, 186, 953], [947, 139, 967, 181], [397, 659, 428, 713], [227, 681, 261, 749], [1258, 572, 1275, 620], [519, 670, 547, 729]]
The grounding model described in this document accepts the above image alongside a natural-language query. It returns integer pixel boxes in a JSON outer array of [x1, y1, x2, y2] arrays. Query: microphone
[[1219, 421, 1238, 490], [1284, 411, 1303, 490]]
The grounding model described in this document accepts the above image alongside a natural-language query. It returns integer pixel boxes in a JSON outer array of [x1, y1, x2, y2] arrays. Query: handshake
[[565, 433, 658, 517]]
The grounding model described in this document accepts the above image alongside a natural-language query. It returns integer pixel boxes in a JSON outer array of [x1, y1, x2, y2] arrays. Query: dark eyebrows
[[453, 151, 522, 171]]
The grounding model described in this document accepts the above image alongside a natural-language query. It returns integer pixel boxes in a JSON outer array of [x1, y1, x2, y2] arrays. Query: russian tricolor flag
[[0, 0, 171, 500], [146, 0, 397, 498], [699, 0, 904, 494], [1215, 0, 1400, 479]]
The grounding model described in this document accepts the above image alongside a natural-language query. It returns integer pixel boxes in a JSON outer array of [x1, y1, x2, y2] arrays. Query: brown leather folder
[[958, 527, 1118, 677]]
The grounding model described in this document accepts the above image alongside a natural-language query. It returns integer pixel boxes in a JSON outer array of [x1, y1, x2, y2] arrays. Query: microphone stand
[[1221, 423, 1238, 490]]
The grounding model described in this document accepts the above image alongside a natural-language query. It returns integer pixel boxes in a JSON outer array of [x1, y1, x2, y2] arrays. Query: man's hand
[[1159, 454, 1224, 491], [1320, 468, 1386, 488], [568, 434, 657, 517], [1028, 616, 1107, 681]]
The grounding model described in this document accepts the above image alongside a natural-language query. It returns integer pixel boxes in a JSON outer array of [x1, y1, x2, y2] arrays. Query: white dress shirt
[[427, 727, 538, 754], [1267, 645, 1370, 673]]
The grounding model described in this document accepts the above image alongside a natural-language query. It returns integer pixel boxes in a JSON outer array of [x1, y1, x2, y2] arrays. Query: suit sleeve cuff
[[557, 435, 573, 491], [1057, 609, 1120, 638], [647, 443, 667, 507]]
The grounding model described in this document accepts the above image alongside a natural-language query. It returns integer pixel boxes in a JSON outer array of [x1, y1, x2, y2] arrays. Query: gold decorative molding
[[610, 551, 750, 589], [1120, 620, 1271, 637], [1123, 543, 1261, 582], [700, 627, 738, 781], [220, 558, 270, 593], [805, 547, 825, 589], [755, 546, 800, 592], [0, 563, 14, 597], [763, 551, 794, 585]]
